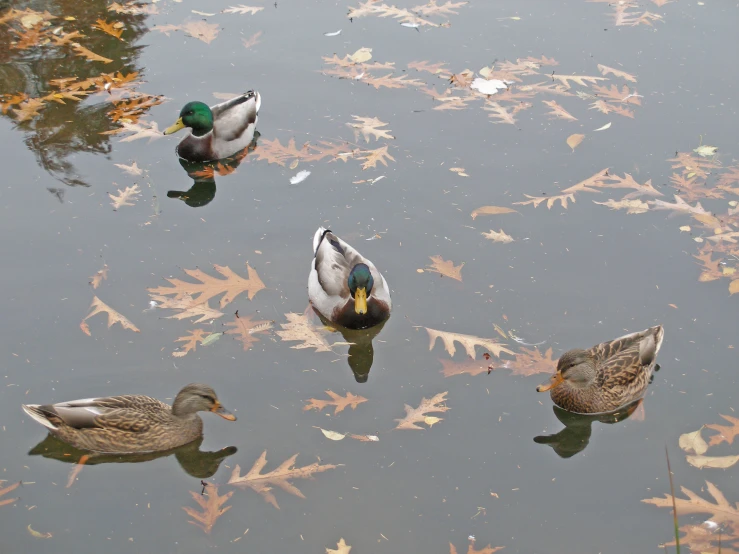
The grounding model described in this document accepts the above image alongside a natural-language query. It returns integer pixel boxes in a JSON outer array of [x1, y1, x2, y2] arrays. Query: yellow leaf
[[349, 47, 372, 63], [27, 525, 52, 539], [470, 205, 518, 220], [424, 255, 464, 281], [730, 280, 739, 295], [327, 538, 352, 554], [395, 392, 449, 430], [482, 229, 514, 243], [678, 427, 708, 455], [424, 416, 442, 427], [686, 454, 739, 469], [566, 133, 585, 151], [319, 428, 346, 441], [679, 225, 691, 232]]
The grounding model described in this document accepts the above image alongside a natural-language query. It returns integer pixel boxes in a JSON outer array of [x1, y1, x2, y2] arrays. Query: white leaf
[[290, 170, 311, 185], [594, 122, 612, 131], [319, 428, 346, 441], [679, 427, 708, 455], [401, 22, 420, 28], [686, 454, 739, 469], [324, 30, 341, 37], [470, 78, 512, 96]]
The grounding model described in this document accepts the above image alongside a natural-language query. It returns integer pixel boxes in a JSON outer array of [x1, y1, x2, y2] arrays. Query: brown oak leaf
[[80, 296, 140, 336], [424, 255, 464, 281], [304, 390, 368, 415], [223, 314, 273, 351], [395, 392, 450, 430], [183, 485, 233, 534]]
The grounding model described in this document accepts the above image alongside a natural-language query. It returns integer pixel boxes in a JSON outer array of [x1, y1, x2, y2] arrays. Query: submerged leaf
[[424, 255, 464, 281]]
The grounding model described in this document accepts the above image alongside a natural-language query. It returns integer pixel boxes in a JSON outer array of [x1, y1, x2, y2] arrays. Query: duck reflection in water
[[29, 434, 237, 479], [167, 132, 258, 208], [314, 310, 387, 383], [533, 400, 642, 458]]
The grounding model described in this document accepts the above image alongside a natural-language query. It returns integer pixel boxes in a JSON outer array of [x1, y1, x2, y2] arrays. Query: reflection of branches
[[0, 1, 151, 188]]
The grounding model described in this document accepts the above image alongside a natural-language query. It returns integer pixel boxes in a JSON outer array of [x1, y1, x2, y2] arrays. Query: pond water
[[1, 0, 738, 552]]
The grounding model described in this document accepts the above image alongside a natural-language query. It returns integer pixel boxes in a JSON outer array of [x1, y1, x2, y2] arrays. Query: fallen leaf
[[449, 167, 469, 177], [181, 21, 220, 44], [276, 312, 342, 352], [318, 428, 346, 441], [679, 427, 709, 455], [114, 161, 144, 176], [80, 296, 140, 336], [172, 329, 209, 357], [200, 332, 222, 347], [356, 145, 395, 170], [89, 264, 109, 289], [150, 293, 224, 323], [470, 206, 518, 220], [694, 145, 718, 158], [183, 485, 233, 534], [395, 392, 450, 430], [148, 264, 266, 316], [593, 198, 649, 214], [327, 538, 352, 554], [324, 30, 342, 37], [108, 184, 141, 210], [304, 391, 368, 414], [449, 541, 505, 554], [425, 255, 464, 281], [347, 116, 394, 142], [27, 525, 52, 539], [643, 481, 739, 529], [349, 47, 373, 63], [290, 170, 311, 185], [241, 31, 262, 48], [542, 100, 577, 121], [426, 327, 514, 359], [482, 229, 514, 243], [594, 122, 612, 131], [93, 18, 124, 39], [223, 5, 264, 15], [223, 314, 272, 351], [470, 78, 511, 95], [706, 414, 739, 446], [72, 43, 113, 63], [0, 481, 20, 507], [566, 133, 585, 151], [228, 450, 338, 509], [597, 64, 637, 82], [551, 74, 607, 89], [686, 455, 739, 470], [497, 346, 558, 376]]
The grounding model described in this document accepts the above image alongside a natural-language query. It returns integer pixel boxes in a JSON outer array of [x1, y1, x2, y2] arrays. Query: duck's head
[[172, 383, 236, 420], [536, 349, 596, 392], [348, 263, 374, 315], [164, 102, 214, 137]]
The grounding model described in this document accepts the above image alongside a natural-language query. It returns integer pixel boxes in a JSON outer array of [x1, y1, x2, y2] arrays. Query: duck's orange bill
[[537, 371, 564, 392], [212, 403, 237, 421]]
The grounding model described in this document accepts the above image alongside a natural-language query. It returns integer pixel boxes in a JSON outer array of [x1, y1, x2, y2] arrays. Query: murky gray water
[[1, 0, 738, 552]]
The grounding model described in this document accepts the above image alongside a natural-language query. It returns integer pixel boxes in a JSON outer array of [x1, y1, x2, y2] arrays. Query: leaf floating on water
[[347, 116, 394, 142], [89, 263, 109, 289], [304, 391, 368, 414], [201, 332, 223, 347], [228, 450, 339, 509], [594, 122, 612, 131], [114, 161, 144, 176], [470, 78, 511, 95], [470, 206, 518, 220], [327, 538, 352, 554], [679, 427, 709, 455], [449, 541, 505, 554], [80, 296, 140, 336], [108, 183, 141, 210], [597, 64, 637, 82], [0, 481, 20, 507], [482, 229, 514, 243], [400, 21, 420, 28], [426, 327, 514, 359], [424, 255, 464, 281], [27, 525, 52, 539], [395, 392, 450, 430], [705, 414, 739, 446], [290, 170, 311, 185], [93, 18, 124, 39], [241, 31, 262, 48], [566, 133, 585, 151], [181, 21, 220, 44], [543, 100, 577, 121], [173, 329, 209, 357], [324, 29, 342, 37], [449, 167, 469, 177], [687, 454, 739, 469], [183, 485, 233, 535], [223, 314, 273, 351], [694, 145, 718, 158], [593, 198, 649, 214], [277, 312, 341, 352], [223, 5, 264, 15], [72, 42, 113, 63], [318, 428, 346, 441], [349, 47, 373, 63]]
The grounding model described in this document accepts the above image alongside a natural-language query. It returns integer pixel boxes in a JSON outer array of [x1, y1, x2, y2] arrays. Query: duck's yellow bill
[[212, 403, 237, 421], [537, 372, 564, 392], [354, 287, 367, 315], [164, 117, 186, 135]]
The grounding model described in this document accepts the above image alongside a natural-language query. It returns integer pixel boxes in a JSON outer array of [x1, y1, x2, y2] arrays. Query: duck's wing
[[210, 91, 260, 142], [592, 325, 664, 387], [22, 395, 167, 433]]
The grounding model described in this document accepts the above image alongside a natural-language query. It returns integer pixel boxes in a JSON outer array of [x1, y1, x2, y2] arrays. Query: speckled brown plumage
[[22, 384, 235, 454], [538, 325, 664, 414]]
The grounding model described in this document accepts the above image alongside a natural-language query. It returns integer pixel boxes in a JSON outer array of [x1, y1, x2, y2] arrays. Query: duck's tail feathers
[[313, 226, 331, 256], [22, 404, 58, 431]]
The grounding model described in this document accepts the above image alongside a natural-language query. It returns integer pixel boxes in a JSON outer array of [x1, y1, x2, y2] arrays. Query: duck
[[536, 325, 664, 414], [21, 383, 236, 454], [163, 90, 261, 162], [309, 227, 392, 330]]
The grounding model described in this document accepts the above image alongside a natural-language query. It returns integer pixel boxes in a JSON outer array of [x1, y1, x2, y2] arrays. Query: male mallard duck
[[163, 90, 261, 162], [536, 325, 664, 414], [309, 227, 392, 329], [21, 383, 236, 454]]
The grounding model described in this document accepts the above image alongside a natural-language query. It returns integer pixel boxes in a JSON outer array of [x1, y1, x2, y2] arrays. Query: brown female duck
[[536, 325, 664, 414], [21, 383, 236, 454]]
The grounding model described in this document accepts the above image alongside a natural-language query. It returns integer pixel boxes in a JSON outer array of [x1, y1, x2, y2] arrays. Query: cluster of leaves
[[511, 150, 739, 295], [347, 0, 468, 28], [588, 0, 672, 28]]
